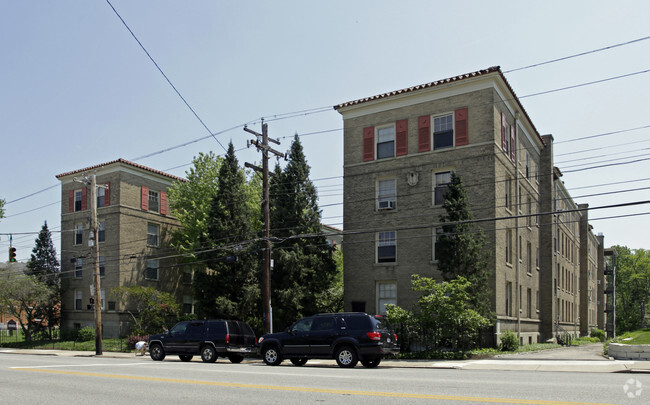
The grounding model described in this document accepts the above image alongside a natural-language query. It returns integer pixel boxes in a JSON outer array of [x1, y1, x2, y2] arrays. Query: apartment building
[[334, 67, 604, 344], [56, 159, 190, 338]]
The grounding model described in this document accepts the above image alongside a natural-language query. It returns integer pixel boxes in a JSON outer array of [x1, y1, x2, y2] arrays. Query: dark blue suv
[[257, 313, 399, 368]]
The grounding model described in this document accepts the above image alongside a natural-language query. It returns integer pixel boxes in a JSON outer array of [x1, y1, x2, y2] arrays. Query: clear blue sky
[[1, 0, 649, 262]]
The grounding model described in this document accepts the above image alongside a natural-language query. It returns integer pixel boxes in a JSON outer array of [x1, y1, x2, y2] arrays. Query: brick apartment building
[[334, 66, 604, 344], [56, 159, 191, 338]]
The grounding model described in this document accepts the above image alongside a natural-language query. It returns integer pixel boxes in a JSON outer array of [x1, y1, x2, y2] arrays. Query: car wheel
[[262, 345, 283, 366], [228, 354, 244, 364], [335, 346, 358, 368], [290, 358, 308, 367], [200, 345, 217, 363], [149, 343, 165, 361], [360, 358, 381, 368], [179, 355, 193, 362]]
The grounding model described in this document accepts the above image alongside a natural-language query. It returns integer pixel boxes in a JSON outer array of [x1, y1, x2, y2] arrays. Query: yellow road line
[[13, 368, 616, 405]]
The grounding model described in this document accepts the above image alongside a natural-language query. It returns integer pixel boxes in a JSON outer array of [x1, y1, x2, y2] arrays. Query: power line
[[104, 0, 226, 153]]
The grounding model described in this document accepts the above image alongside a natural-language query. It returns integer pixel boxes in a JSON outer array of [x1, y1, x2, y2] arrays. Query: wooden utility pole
[[244, 121, 284, 334]]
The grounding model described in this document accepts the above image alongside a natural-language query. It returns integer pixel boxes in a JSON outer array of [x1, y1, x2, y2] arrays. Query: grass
[[611, 328, 650, 345], [0, 337, 132, 352]]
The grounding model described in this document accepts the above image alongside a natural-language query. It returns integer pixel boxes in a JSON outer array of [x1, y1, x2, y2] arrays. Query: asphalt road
[[2, 352, 649, 405]]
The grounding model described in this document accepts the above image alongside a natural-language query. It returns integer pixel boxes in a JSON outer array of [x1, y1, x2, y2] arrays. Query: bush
[[590, 328, 606, 342], [77, 326, 95, 342], [126, 335, 149, 350], [500, 330, 519, 352]]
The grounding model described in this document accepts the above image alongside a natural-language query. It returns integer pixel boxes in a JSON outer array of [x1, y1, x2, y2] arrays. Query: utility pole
[[244, 121, 285, 334], [74, 173, 106, 355]]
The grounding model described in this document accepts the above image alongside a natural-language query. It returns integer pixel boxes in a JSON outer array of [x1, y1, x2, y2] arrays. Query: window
[[148, 190, 160, 213], [377, 282, 397, 315], [98, 221, 105, 243], [108, 301, 116, 311], [376, 125, 395, 159], [434, 171, 452, 206], [432, 227, 443, 262], [99, 256, 105, 277], [75, 290, 82, 310], [505, 229, 513, 264], [377, 178, 396, 210], [147, 223, 160, 246], [377, 231, 396, 263], [527, 288, 532, 318], [433, 114, 453, 150], [527, 242, 532, 275], [145, 259, 159, 280], [505, 175, 512, 211], [525, 152, 530, 179], [183, 296, 194, 314], [100, 290, 105, 311], [75, 190, 83, 212], [75, 224, 83, 245], [505, 281, 512, 316], [74, 258, 83, 278], [527, 197, 532, 227], [97, 187, 105, 208], [182, 268, 193, 284]]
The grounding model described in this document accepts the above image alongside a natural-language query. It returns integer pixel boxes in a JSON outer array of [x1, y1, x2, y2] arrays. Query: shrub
[[500, 330, 519, 352], [77, 326, 95, 342], [126, 335, 149, 350], [590, 328, 606, 342]]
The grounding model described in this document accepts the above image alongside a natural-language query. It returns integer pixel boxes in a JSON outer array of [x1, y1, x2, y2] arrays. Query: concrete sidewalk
[[2, 344, 649, 373]]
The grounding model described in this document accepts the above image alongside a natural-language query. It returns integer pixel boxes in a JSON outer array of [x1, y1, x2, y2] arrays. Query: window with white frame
[[97, 187, 105, 208], [377, 231, 396, 263], [434, 171, 452, 206], [433, 113, 453, 150], [148, 190, 160, 213], [75, 224, 83, 245], [147, 223, 160, 247], [145, 259, 159, 280], [74, 190, 83, 212], [377, 178, 396, 210], [377, 281, 397, 315], [74, 258, 83, 278], [98, 221, 105, 243], [75, 290, 82, 310], [182, 295, 194, 314], [376, 125, 395, 159], [100, 289, 105, 311]]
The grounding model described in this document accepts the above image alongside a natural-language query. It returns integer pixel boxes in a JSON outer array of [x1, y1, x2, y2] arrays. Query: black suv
[[148, 320, 256, 363], [257, 313, 399, 368]]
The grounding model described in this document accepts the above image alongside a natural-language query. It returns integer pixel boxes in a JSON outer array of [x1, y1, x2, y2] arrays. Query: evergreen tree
[[193, 142, 261, 329], [26, 221, 61, 339], [269, 134, 337, 329], [436, 173, 492, 317]]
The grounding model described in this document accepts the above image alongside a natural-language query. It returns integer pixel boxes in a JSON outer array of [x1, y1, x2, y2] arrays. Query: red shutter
[[510, 125, 516, 162], [141, 186, 149, 211], [396, 119, 408, 156], [81, 188, 87, 211], [454, 107, 468, 146], [160, 191, 168, 216], [68, 190, 74, 213], [501, 112, 507, 151], [362, 126, 374, 162], [418, 116, 430, 152], [104, 182, 110, 206]]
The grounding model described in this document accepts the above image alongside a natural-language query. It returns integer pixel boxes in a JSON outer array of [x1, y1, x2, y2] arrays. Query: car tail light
[[225, 333, 230, 344], [394, 334, 398, 342], [366, 331, 381, 341], [258, 337, 264, 344]]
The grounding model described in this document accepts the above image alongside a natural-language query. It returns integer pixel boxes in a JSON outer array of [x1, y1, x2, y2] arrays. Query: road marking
[[13, 367, 617, 405]]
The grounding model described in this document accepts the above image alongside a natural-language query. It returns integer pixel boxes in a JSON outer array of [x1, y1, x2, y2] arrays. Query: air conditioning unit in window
[[378, 200, 395, 210]]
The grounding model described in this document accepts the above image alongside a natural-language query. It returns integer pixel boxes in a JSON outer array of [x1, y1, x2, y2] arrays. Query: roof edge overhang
[[55, 158, 186, 182]]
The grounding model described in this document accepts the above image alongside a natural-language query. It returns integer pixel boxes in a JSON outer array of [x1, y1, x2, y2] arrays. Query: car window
[[206, 321, 226, 339], [311, 317, 336, 332], [185, 322, 205, 339], [343, 316, 371, 330], [291, 318, 313, 333], [228, 321, 241, 335], [170, 321, 189, 336]]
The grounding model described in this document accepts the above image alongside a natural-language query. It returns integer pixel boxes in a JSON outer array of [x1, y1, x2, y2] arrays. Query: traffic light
[[8, 247, 16, 263]]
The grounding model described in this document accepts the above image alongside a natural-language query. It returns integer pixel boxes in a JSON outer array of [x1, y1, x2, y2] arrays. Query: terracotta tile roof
[[333, 65, 541, 142], [55, 158, 186, 182]]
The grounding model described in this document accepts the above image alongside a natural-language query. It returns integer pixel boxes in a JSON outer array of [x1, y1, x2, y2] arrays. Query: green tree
[[0, 264, 53, 342], [194, 142, 261, 328], [26, 221, 61, 339], [614, 246, 650, 332], [167, 152, 223, 258], [269, 134, 337, 329], [436, 172, 492, 317], [111, 285, 180, 335], [387, 275, 491, 352]]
